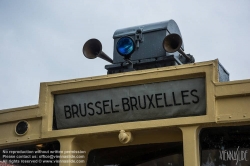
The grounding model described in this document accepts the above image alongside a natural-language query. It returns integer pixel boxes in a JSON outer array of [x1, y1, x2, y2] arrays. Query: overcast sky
[[0, 0, 250, 110]]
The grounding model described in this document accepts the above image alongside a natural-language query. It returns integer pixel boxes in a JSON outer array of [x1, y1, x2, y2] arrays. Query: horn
[[82, 38, 113, 63], [163, 34, 193, 62]]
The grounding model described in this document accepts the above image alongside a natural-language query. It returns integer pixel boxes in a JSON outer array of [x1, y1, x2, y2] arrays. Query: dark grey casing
[[113, 20, 183, 63], [105, 20, 186, 74]]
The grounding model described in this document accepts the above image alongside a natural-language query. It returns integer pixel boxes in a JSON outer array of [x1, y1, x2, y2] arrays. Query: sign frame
[[39, 60, 219, 138]]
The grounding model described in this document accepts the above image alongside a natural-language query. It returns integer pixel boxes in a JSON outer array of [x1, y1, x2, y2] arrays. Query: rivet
[[217, 117, 220, 120], [243, 115, 246, 118], [229, 116, 232, 118], [118, 130, 133, 144]]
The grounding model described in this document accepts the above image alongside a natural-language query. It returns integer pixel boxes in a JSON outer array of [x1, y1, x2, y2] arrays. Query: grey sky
[[0, 0, 250, 110]]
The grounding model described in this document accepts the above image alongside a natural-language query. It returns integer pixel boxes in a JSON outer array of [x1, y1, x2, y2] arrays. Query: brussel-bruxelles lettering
[[64, 89, 199, 119]]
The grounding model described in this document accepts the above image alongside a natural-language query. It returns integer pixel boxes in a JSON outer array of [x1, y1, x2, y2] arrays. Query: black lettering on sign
[[64, 105, 71, 119], [163, 93, 173, 107], [72, 104, 79, 118], [191, 89, 199, 104], [155, 93, 164, 108], [147, 95, 155, 109], [138, 95, 146, 109], [103, 100, 111, 114], [79, 104, 86, 117], [111, 100, 119, 113], [87, 103, 94, 116], [130, 97, 138, 110], [95, 101, 102, 115], [181, 90, 191, 105], [122, 98, 130, 111], [172, 92, 181, 106], [79, 103, 87, 117]]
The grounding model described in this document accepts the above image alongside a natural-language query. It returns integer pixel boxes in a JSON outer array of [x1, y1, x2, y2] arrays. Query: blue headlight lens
[[116, 37, 135, 56]]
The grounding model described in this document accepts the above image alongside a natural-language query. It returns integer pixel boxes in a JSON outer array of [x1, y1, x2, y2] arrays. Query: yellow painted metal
[[0, 59, 249, 166], [180, 126, 200, 166]]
